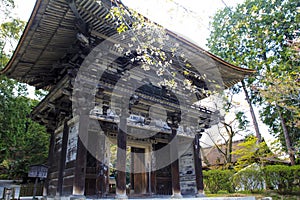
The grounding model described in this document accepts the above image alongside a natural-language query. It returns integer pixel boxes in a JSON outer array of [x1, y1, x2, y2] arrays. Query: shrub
[[203, 169, 234, 193], [203, 165, 300, 194], [263, 165, 296, 194], [291, 165, 300, 193], [233, 167, 264, 192]]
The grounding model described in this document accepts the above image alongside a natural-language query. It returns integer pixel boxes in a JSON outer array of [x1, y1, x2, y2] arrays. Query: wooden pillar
[[43, 131, 55, 198], [150, 145, 156, 195], [170, 128, 182, 198], [130, 148, 134, 193], [193, 133, 205, 197], [94, 132, 108, 197], [57, 121, 69, 196], [71, 115, 88, 200], [150, 145, 156, 194], [150, 169, 156, 195], [115, 109, 128, 199]]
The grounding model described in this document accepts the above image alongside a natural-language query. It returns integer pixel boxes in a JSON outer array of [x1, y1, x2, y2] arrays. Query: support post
[[170, 128, 182, 199], [57, 121, 69, 196], [71, 115, 88, 200], [43, 131, 55, 199], [33, 177, 38, 200], [193, 133, 205, 197], [150, 171, 156, 195], [115, 108, 128, 199], [93, 131, 108, 197], [150, 145, 156, 194]]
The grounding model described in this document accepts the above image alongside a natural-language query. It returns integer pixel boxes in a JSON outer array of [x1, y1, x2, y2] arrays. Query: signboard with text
[[28, 165, 48, 178]]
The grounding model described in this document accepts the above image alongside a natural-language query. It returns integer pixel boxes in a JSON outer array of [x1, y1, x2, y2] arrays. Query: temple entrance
[[131, 147, 147, 195], [153, 142, 172, 195], [108, 143, 149, 196]]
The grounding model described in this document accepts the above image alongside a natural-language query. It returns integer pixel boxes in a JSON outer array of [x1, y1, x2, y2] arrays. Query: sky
[[11, 0, 278, 149], [121, 0, 245, 48], [13, 0, 245, 49]]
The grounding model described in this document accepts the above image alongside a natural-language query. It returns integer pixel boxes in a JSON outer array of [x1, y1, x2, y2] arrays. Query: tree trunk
[[241, 80, 262, 142], [276, 104, 295, 165], [228, 127, 233, 164], [223, 123, 233, 164]]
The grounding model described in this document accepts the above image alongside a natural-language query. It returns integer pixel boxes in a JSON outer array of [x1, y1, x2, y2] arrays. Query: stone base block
[[70, 195, 86, 200], [115, 193, 128, 200], [171, 193, 183, 199], [195, 192, 206, 197]]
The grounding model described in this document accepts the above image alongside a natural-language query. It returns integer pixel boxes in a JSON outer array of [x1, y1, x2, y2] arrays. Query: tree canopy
[[207, 0, 299, 164], [232, 135, 272, 171], [0, 1, 49, 180]]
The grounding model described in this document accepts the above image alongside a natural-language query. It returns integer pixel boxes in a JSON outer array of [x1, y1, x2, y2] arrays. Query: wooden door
[[132, 147, 146, 194]]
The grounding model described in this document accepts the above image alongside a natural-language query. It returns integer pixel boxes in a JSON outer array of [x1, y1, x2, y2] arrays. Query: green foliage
[[232, 135, 272, 170], [0, 95, 49, 179], [0, 0, 25, 68], [260, 103, 300, 155], [34, 89, 48, 101], [105, 1, 220, 95], [208, 0, 299, 73], [0, 79, 49, 179], [260, 70, 300, 123], [205, 165, 300, 194], [263, 165, 300, 194], [0, 2, 49, 179], [0, 19, 25, 67], [235, 111, 249, 130], [233, 165, 264, 192], [208, 0, 300, 161], [203, 169, 235, 193], [0, 0, 15, 20]]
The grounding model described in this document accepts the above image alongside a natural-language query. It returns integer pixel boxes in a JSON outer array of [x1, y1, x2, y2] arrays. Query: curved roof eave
[[1, 0, 256, 87], [1, 0, 44, 76], [166, 30, 256, 75]]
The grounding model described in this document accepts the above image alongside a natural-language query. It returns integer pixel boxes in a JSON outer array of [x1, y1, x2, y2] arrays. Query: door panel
[[132, 147, 146, 194]]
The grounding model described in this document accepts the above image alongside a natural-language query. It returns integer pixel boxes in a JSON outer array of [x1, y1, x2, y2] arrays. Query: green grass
[[205, 191, 300, 200]]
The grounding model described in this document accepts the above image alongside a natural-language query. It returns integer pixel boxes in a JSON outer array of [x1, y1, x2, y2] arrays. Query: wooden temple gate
[[43, 114, 208, 199], [1, 0, 255, 199]]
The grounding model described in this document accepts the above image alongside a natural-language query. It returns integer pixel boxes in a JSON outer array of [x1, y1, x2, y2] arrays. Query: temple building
[[1, 0, 255, 199]]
